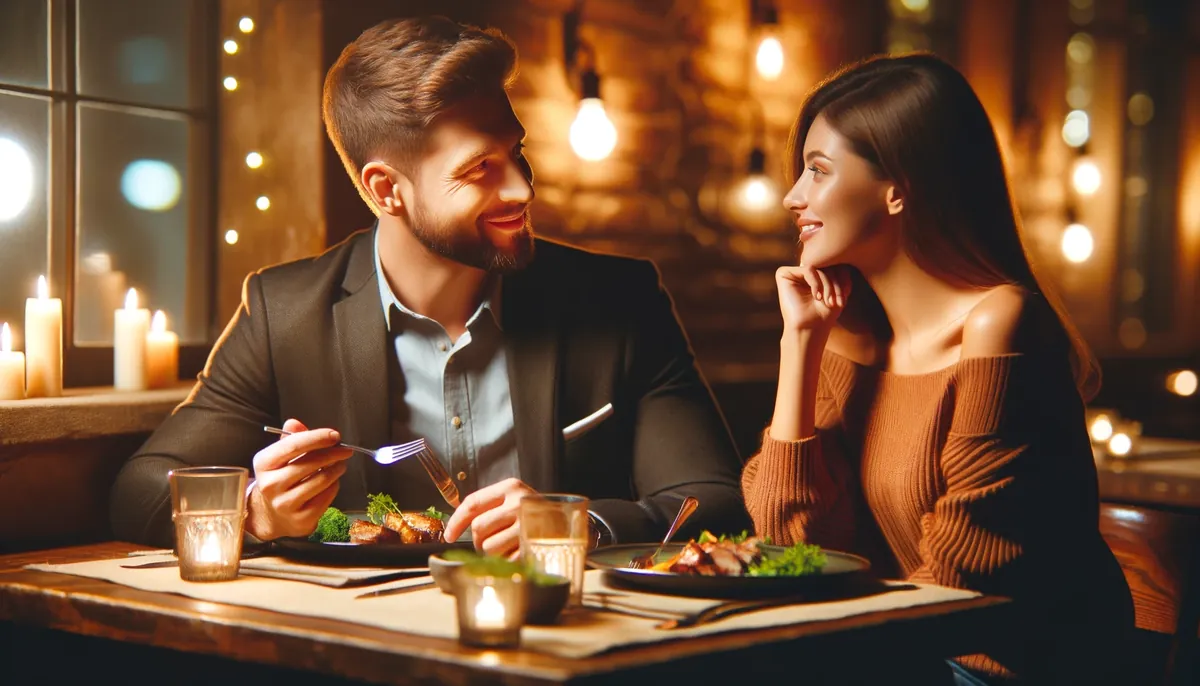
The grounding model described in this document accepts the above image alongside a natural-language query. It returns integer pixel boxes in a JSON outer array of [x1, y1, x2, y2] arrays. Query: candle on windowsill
[[114, 288, 150, 391], [0, 323, 26, 400], [24, 275, 62, 397], [146, 310, 179, 389]]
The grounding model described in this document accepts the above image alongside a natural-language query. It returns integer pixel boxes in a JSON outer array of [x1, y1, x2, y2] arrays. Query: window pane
[[76, 0, 197, 109], [0, 0, 50, 88], [77, 103, 206, 345], [0, 91, 51, 351]]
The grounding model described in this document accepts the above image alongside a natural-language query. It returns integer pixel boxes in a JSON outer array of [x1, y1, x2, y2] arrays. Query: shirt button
[[451, 416, 463, 428], [456, 471, 467, 481], [438, 342, 448, 352]]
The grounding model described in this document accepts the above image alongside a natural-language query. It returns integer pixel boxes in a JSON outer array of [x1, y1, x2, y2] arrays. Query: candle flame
[[474, 585, 507, 627], [152, 310, 167, 333], [37, 275, 48, 300], [0, 323, 10, 353], [198, 532, 222, 564], [124, 288, 138, 310]]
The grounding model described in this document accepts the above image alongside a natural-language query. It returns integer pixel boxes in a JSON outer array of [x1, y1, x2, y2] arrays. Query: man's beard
[[408, 201, 534, 273]]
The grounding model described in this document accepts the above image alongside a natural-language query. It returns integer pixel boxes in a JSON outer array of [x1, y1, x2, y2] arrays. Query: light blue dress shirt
[[374, 231, 519, 496]]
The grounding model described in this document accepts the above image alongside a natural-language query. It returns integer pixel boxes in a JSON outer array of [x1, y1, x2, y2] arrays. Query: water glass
[[519, 493, 589, 606]]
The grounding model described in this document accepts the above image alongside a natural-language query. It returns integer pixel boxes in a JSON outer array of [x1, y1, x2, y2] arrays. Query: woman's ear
[[885, 185, 904, 216], [361, 162, 407, 216]]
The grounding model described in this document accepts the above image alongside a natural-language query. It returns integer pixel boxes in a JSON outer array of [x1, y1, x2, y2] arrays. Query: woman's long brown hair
[[788, 53, 1100, 400]]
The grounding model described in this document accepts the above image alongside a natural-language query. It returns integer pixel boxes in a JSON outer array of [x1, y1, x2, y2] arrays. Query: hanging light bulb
[[753, 3, 784, 81], [1061, 222, 1094, 263], [569, 70, 617, 162], [734, 148, 778, 214], [1072, 157, 1101, 195]]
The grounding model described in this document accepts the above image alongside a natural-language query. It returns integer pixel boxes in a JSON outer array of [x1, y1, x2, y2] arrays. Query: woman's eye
[[808, 165, 823, 176]]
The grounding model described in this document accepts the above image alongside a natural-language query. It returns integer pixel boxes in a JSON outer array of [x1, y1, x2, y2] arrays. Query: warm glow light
[[223, 76, 238, 91], [569, 98, 617, 161], [755, 36, 784, 80], [238, 17, 255, 33], [1089, 415, 1114, 442], [120, 159, 182, 212], [223, 40, 238, 55], [735, 175, 778, 213], [473, 585, 507, 628], [1061, 223, 1094, 263], [1062, 110, 1090, 147], [0, 323, 11, 353], [245, 151, 263, 169], [36, 275, 48, 300], [124, 288, 139, 311], [198, 532, 222, 563], [901, 0, 930, 10], [1168, 370, 1198, 397], [151, 310, 167, 333], [224, 229, 239, 245], [255, 195, 270, 211], [0, 137, 35, 222], [1072, 159, 1101, 195], [1108, 433, 1133, 457]]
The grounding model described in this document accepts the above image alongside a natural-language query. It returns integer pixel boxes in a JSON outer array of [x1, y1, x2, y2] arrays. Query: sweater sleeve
[[907, 355, 1081, 592], [741, 354, 859, 550]]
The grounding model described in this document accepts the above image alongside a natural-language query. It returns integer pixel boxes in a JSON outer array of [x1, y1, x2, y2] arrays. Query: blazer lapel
[[332, 229, 389, 496], [503, 263, 561, 493]]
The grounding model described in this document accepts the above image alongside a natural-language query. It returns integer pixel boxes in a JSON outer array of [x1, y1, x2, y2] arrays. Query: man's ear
[[885, 185, 904, 216], [361, 161, 408, 216]]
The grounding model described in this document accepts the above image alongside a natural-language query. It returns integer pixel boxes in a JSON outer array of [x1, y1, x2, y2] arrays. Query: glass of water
[[519, 494, 589, 606], [168, 466, 248, 582]]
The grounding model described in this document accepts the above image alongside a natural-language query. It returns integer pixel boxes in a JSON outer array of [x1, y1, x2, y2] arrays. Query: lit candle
[[114, 288, 150, 391], [145, 310, 179, 389], [0, 323, 25, 401], [197, 531, 223, 564], [474, 585, 507, 629], [24, 275, 63, 397]]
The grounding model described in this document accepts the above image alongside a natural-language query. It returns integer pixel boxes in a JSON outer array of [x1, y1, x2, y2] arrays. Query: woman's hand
[[776, 264, 854, 333]]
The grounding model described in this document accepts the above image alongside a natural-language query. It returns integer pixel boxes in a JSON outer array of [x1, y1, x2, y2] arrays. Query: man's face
[[400, 94, 535, 272]]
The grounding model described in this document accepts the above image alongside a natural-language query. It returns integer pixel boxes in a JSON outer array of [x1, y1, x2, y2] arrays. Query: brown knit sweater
[[742, 349, 1133, 681]]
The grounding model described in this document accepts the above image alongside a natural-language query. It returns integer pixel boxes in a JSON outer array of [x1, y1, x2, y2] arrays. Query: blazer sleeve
[[109, 273, 280, 547], [585, 261, 752, 543]]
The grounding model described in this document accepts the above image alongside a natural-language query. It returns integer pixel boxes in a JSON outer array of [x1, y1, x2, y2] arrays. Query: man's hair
[[322, 16, 518, 193]]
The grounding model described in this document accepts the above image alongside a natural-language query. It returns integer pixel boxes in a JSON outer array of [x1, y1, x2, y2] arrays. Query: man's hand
[[245, 418, 352, 540], [443, 478, 538, 558]]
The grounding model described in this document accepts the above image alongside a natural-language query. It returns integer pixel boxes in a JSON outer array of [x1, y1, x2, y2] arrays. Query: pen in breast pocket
[[563, 403, 614, 440]]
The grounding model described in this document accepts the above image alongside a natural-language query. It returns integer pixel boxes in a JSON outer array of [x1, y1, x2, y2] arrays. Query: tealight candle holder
[[168, 466, 248, 582], [455, 572, 527, 648], [1106, 420, 1143, 459]]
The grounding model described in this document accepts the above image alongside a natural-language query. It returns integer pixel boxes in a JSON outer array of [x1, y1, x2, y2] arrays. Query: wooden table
[[1096, 438, 1200, 511], [0, 543, 1012, 685]]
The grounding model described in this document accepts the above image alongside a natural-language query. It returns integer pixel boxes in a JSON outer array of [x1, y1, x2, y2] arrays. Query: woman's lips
[[798, 222, 822, 241]]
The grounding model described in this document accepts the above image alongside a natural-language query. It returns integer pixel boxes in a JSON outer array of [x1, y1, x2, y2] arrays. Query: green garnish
[[423, 506, 448, 522], [366, 492, 401, 525], [441, 549, 564, 587], [308, 507, 351, 543], [696, 530, 773, 545], [747, 541, 826, 577]]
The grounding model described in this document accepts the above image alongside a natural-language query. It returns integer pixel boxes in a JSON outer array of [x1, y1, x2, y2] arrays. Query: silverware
[[263, 426, 425, 465], [354, 580, 437, 599], [408, 440, 461, 509], [628, 496, 699, 569], [655, 595, 810, 630]]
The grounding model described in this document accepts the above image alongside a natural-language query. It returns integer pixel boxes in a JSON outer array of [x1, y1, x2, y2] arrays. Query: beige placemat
[[26, 556, 979, 659], [116, 553, 425, 587]]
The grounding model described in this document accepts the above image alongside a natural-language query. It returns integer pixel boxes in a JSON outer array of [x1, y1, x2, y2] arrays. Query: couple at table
[[110, 15, 1132, 685]]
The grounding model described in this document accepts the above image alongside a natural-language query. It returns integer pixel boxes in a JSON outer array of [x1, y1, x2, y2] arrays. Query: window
[[0, 0, 215, 386]]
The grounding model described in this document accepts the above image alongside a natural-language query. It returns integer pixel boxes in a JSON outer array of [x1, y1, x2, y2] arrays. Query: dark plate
[[588, 543, 871, 599], [271, 511, 472, 567]]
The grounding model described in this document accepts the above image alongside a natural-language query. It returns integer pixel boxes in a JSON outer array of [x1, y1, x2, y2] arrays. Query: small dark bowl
[[427, 553, 571, 625]]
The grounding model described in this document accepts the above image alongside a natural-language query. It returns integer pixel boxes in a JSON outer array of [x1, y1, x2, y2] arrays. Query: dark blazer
[[109, 229, 750, 547]]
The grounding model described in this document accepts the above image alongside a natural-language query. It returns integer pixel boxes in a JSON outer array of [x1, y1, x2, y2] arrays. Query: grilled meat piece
[[349, 520, 400, 545], [400, 511, 445, 543], [383, 512, 420, 544]]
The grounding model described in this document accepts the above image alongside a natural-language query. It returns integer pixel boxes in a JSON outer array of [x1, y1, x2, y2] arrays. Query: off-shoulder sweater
[[742, 350, 1133, 682]]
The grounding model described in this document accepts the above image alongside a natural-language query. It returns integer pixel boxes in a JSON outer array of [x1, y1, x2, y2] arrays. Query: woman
[[742, 54, 1133, 684]]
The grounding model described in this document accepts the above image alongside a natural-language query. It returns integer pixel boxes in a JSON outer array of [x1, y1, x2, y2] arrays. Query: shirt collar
[[374, 228, 504, 333]]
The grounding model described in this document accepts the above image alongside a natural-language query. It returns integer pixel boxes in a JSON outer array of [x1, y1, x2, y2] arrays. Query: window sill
[[0, 386, 191, 448]]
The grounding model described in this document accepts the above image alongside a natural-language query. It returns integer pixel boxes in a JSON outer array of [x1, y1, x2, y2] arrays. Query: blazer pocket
[[562, 403, 614, 441]]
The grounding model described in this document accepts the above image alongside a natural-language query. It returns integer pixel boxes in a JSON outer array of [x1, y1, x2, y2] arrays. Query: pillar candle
[[114, 288, 150, 391], [25, 275, 63, 397], [0, 323, 26, 401], [146, 310, 179, 389]]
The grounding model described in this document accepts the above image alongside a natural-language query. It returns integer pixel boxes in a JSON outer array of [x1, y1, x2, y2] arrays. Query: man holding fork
[[109, 16, 750, 556]]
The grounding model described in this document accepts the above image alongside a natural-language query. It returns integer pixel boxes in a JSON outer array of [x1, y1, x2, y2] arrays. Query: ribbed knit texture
[[742, 350, 1133, 681]]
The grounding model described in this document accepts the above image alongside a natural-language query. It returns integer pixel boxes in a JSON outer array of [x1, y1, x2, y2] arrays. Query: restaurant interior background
[[0, 0, 1198, 537]]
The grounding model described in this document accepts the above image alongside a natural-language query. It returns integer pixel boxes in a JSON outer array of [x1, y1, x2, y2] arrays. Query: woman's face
[[783, 113, 899, 269]]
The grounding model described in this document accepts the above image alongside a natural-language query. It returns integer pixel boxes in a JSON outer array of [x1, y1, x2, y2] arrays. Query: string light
[[223, 40, 238, 55], [752, 1, 784, 81], [1167, 370, 1198, 397], [255, 196, 270, 211], [238, 17, 255, 33], [245, 152, 263, 169], [223, 76, 238, 91], [224, 229, 239, 245], [1089, 414, 1114, 442], [1071, 158, 1101, 195], [1061, 223, 1094, 263]]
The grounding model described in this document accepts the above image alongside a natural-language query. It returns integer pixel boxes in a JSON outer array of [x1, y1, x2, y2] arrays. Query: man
[[109, 16, 749, 555]]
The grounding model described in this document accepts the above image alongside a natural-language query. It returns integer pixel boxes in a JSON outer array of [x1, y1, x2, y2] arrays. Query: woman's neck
[[858, 250, 980, 355]]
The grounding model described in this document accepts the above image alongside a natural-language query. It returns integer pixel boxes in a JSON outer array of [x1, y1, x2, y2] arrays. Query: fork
[[408, 439, 461, 509], [628, 496, 699, 569], [263, 426, 424, 465]]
